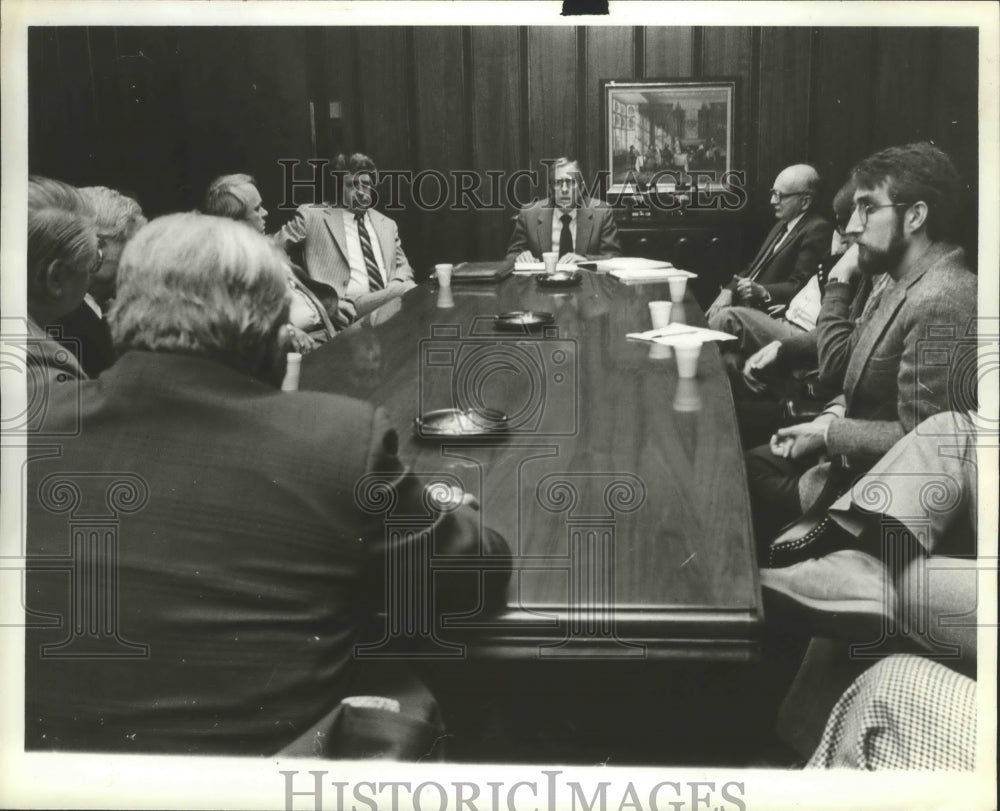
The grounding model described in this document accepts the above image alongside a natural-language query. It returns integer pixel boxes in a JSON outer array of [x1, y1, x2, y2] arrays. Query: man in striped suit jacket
[[275, 153, 416, 318]]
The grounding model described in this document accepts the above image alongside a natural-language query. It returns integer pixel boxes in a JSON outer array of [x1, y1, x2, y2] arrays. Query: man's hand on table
[[515, 250, 537, 263], [559, 252, 589, 265]]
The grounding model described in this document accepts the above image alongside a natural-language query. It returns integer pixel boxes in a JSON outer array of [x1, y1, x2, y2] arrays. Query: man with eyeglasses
[[745, 142, 978, 553], [54, 186, 147, 377], [506, 156, 621, 265], [706, 164, 831, 326]]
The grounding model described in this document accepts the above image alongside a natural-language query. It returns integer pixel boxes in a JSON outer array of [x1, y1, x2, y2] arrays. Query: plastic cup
[[673, 336, 702, 379], [434, 263, 453, 287], [542, 251, 559, 274], [436, 287, 455, 309], [648, 342, 672, 360], [672, 377, 702, 412], [648, 300, 672, 329], [668, 277, 687, 302], [281, 352, 302, 391]]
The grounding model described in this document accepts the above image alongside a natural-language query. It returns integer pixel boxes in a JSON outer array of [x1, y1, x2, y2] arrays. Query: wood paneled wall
[[29, 26, 979, 276]]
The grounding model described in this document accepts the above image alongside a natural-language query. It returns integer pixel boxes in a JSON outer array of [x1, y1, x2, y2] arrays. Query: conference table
[[300, 270, 762, 663]]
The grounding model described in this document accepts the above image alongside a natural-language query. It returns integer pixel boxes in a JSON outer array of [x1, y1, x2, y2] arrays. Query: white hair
[[109, 213, 290, 378]]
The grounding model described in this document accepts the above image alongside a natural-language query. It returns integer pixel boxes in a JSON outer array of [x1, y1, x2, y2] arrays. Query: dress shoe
[[761, 549, 895, 640], [767, 514, 858, 568]]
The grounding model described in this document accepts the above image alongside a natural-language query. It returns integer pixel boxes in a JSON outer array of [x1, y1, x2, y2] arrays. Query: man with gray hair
[[706, 164, 832, 324], [24, 175, 100, 384], [54, 185, 146, 376], [203, 172, 353, 350], [506, 156, 621, 264], [25, 212, 511, 756]]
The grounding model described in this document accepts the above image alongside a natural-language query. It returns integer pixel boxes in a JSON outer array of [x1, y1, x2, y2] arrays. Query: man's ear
[[43, 259, 68, 298], [906, 201, 929, 234]]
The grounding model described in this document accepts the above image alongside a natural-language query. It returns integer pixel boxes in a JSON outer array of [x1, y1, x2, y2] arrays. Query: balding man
[[706, 164, 832, 326]]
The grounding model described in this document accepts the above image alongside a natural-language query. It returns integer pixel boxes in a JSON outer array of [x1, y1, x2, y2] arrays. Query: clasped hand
[[769, 419, 828, 460], [515, 250, 587, 264]]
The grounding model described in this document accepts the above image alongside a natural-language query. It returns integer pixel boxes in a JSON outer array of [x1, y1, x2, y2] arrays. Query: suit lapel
[[536, 207, 554, 253], [369, 211, 395, 277], [575, 206, 595, 255], [842, 243, 957, 401], [321, 208, 349, 264], [746, 222, 785, 278], [769, 213, 810, 261], [843, 279, 906, 400]]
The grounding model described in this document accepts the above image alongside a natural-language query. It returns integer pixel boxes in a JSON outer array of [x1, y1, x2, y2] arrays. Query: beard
[[857, 224, 907, 276]]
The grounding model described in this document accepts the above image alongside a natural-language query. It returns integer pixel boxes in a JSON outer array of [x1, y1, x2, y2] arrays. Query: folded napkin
[[626, 323, 737, 345]]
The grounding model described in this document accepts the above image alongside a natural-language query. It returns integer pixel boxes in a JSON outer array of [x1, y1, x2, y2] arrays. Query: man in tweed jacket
[[745, 142, 978, 544]]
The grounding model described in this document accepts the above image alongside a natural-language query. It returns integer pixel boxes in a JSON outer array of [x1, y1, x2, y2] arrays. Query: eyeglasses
[[769, 189, 808, 202], [88, 247, 104, 275], [853, 201, 911, 226], [553, 178, 579, 188]]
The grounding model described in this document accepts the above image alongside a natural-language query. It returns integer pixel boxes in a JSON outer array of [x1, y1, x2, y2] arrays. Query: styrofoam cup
[[673, 336, 702, 379], [668, 277, 687, 302], [542, 251, 559, 274], [648, 300, 672, 329]]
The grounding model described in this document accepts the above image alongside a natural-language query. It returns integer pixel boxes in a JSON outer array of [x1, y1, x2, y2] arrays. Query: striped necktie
[[354, 212, 385, 292]]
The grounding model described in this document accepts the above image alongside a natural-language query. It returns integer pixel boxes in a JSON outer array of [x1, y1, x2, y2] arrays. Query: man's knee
[[708, 307, 736, 333]]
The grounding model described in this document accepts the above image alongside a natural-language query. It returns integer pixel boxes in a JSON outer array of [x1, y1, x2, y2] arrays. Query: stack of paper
[[596, 257, 697, 283], [514, 261, 579, 274], [626, 324, 737, 345]]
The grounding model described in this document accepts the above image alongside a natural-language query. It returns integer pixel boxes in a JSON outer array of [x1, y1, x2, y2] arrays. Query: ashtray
[[414, 407, 509, 439], [492, 311, 555, 330], [536, 271, 582, 288]]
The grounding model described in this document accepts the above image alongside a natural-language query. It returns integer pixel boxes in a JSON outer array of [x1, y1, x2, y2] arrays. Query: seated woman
[[203, 173, 354, 352]]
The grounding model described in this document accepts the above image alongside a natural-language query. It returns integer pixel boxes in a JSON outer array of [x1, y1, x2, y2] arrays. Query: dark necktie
[[355, 213, 384, 291], [559, 213, 573, 257], [748, 225, 786, 281]]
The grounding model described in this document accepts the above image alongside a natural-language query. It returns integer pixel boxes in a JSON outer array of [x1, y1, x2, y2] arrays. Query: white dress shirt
[[342, 209, 387, 298], [772, 212, 805, 254], [550, 207, 577, 254]]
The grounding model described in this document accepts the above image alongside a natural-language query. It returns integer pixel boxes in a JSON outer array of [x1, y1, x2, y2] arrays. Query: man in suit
[[745, 142, 978, 547], [24, 176, 99, 389], [275, 152, 416, 318], [25, 213, 511, 755], [706, 164, 832, 325], [506, 156, 621, 264], [54, 186, 146, 377], [203, 173, 353, 351]]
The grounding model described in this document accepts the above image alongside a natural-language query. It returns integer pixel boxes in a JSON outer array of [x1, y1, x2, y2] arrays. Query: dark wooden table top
[[301, 272, 761, 661]]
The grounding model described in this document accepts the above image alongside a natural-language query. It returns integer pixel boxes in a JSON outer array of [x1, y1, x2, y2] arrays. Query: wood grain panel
[[527, 27, 579, 176], [355, 27, 411, 172], [300, 276, 760, 659], [470, 27, 523, 260], [644, 27, 694, 78], [585, 27, 634, 185], [412, 27, 474, 272], [318, 28, 360, 153], [809, 27, 875, 190], [701, 27, 752, 195], [756, 28, 811, 192], [872, 28, 937, 150]]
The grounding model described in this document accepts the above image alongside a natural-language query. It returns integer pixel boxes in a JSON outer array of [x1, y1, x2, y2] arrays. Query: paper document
[[514, 261, 580, 273], [626, 324, 737, 345], [594, 257, 674, 271]]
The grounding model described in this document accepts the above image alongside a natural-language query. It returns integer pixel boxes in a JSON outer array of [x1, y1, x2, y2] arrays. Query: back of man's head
[[109, 213, 290, 382], [851, 142, 961, 242], [831, 178, 856, 231], [203, 173, 256, 221], [27, 176, 97, 320]]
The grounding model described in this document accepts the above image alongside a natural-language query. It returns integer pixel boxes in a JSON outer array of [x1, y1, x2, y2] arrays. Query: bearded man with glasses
[[745, 142, 978, 555]]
